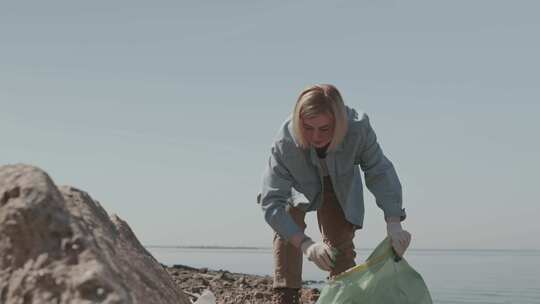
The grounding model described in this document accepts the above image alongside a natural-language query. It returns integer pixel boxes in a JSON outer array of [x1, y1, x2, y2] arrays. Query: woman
[[259, 84, 412, 304]]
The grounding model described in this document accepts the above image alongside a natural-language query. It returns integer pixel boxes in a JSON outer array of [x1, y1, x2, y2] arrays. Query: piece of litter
[[193, 290, 216, 304]]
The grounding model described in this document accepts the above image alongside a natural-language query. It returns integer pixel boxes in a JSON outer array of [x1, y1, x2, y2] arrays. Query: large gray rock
[[0, 164, 191, 304]]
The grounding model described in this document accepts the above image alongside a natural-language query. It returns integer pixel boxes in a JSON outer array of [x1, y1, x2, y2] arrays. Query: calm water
[[147, 247, 540, 304]]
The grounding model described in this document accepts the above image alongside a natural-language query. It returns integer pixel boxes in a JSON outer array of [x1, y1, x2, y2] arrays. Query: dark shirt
[[315, 144, 329, 159]]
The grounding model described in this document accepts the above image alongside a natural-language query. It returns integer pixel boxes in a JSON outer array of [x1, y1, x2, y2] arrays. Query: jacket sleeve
[[259, 141, 303, 240], [354, 115, 406, 221]]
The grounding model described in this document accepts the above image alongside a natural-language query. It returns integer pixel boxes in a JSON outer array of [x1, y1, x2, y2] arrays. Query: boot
[[272, 288, 300, 304]]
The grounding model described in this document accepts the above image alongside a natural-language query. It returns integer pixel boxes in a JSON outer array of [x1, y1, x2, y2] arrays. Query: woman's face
[[302, 113, 335, 148]]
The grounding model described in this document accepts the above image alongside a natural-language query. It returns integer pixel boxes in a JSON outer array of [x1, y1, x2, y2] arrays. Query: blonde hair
[[292, 84, 348, 151]]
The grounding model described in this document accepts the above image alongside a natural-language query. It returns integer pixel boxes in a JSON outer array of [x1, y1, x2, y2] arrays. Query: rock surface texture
[[166, 264, 321, 304], [0, 164, 190, 304]]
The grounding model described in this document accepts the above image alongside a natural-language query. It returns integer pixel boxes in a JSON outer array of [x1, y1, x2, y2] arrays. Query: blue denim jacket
[[259, 107, 406, 240]]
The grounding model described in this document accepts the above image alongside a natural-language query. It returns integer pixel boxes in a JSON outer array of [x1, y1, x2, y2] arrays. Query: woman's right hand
[[300, 238, 335, 271]]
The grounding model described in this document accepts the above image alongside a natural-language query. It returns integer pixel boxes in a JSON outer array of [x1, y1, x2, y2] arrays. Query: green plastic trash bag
[[316, 237, 433, 304]]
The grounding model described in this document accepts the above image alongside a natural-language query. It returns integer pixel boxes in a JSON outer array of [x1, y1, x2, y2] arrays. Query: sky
[[1, 0, 539, 250]]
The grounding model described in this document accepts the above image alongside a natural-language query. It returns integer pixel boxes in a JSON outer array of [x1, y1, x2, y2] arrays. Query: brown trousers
[[273, 177, 357, 289]]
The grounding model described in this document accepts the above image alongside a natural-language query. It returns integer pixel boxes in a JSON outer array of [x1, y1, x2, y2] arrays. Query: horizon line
[[143, 245, 540, 252]]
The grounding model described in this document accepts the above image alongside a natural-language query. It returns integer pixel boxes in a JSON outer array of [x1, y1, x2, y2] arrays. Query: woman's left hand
[[386, 221, 412, 257]]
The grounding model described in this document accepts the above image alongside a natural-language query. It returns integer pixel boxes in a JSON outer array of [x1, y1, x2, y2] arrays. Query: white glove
[[386, 221, 412, 257], [300, 238, 335, 271]]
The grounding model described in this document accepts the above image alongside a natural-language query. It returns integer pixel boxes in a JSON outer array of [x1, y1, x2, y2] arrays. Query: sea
[[147, 246, 540, 304]]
